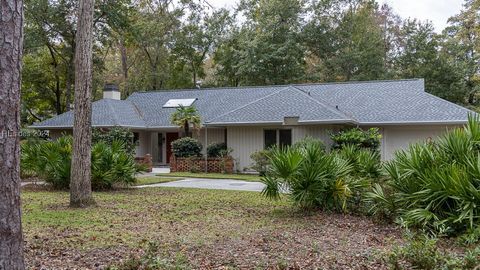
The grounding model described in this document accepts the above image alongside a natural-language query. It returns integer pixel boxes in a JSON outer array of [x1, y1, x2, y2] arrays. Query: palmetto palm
[[170, 105, 201, 137], [261, 141, 368, 211]]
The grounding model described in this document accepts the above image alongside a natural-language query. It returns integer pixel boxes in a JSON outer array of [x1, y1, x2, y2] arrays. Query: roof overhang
[[205, 119, 357, 126], [357, 120, 469, 126], [29, 125, 148, 129]]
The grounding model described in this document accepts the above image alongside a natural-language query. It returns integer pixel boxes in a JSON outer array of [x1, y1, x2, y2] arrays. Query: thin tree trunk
[[0, 0, 25, 268], [184, 121, 190, 137], [70, 0, 95, 207]]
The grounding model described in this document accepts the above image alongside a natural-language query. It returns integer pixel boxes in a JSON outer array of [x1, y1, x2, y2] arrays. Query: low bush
[[367, 115, 480, 235], [261, 142, 369, 211], [171, 137, 203, 158], [292, 136, 325, 151], [21, 136, 72, 188], [21, 136, 137, 190], [92, 127, 135, 155], [91, 140, 137, 189], [330, 127, 381, 151], [387, 233, 480, 270], [335, 144, 382, 178], [249, 149, 271, 175], [206, 142, 227, 157]]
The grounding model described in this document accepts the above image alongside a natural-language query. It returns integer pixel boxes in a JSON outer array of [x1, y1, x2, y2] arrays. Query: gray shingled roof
[[31, 99, 145, 128], [31, 79, 474, 129]]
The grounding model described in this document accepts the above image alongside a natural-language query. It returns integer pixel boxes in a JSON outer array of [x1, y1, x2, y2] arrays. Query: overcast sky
[[208, 0, 465, 32]]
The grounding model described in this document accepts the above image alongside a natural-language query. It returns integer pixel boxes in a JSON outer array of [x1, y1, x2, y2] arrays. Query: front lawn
[[157, 172, 261, 182], [133, 176, 181, 186], [22, 187, 401, 269]]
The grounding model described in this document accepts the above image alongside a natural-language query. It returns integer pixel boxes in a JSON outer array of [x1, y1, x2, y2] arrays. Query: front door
[[166, 132, 179, 163]]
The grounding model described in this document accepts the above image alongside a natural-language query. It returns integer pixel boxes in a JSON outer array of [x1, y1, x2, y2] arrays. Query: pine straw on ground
[[22, 186, 401, 269]]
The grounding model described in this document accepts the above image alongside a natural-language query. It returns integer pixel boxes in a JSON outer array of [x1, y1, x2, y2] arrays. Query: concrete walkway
[[135, 177, 265, 192]]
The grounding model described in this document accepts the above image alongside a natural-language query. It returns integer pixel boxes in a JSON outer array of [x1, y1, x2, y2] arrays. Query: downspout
[[204, 122, 208, 173]]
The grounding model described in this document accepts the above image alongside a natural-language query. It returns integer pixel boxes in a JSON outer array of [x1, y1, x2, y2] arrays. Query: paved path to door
[[135, 177, 265, 192]]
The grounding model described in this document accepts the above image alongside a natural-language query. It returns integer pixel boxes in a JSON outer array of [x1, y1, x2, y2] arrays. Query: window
[[133, 132, 140, 146], [279, 129, 292, 147], [163, 98, 197, 108], [264, 129, 292, 149], [264, 129, 277, 149]]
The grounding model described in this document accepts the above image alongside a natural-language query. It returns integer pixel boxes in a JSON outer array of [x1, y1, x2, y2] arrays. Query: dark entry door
[[166, 132, 179, 163]]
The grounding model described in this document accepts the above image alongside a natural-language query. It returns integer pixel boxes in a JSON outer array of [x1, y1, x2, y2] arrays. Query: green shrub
[[92, 127, 135, 155], [292, 136, 325, 151], [171, 137, 203, 158], [335, 144, 382, 178], [20, 136, 137, 190], [206, 142, 227, 157], [368, 115, 480, 235], [21, 136, 72, 188], [261, 142, 369, 211], [387, 233, 480, 270], [91, 140, 137, 189], [330, 127, 381, 151], [249, 149, 271, 175]]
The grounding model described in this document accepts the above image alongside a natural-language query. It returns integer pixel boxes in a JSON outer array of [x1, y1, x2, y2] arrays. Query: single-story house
[[31, 79, 474, 171]]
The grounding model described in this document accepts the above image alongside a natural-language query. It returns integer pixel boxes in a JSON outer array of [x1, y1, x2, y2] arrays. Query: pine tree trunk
[[70, 0, 95, 207], [0, 0, 25, 268]]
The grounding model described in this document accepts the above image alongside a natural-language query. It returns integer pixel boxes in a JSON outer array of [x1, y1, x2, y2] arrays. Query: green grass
[[133, 176, 181, 186], [157, 172, 261, 181]]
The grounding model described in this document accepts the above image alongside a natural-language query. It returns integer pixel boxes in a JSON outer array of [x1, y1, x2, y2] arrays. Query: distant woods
[[22, 0, 480, 124]]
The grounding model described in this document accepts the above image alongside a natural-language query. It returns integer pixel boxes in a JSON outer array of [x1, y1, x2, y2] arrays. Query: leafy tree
[[214, 0, 306, 85], [305, 0, 386, 81], [170, 105, 201, 137], [443, 0, 480, 105], [395, 20, 466, 103], [172, 8, 231, 88]]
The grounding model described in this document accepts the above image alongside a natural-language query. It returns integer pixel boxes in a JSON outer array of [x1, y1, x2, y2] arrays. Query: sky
[[207, 0, 466, 33]]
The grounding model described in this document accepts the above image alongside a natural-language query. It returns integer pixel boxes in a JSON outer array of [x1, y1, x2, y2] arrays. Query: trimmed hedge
[[171, 137, 203, 158]]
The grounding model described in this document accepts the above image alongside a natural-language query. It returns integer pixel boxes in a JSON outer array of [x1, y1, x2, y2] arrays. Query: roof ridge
[[126, 78, 425, 95], [288, 86, 357, 122], [205, 87, 289, 123], [129, 99, 147, 125]]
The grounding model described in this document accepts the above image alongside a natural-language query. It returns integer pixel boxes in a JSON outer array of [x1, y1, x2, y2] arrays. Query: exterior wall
[[135, 131, 151, 157], [48, 129, 71, 139], [195, 128, 225, 155], [293, 125, 339, 149], [380, 125, 461, 160], [227, 125, 335, 171], [227, 126, 264, 171]]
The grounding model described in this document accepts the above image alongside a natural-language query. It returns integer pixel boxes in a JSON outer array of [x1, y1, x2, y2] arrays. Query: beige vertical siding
[[135, 131, 151, 157], [196, 128, 225, 154], [228, 125, 334, 171], [381, 125, 461, 160], [227, 126, 264, 171], [294, 125, 337, 148]]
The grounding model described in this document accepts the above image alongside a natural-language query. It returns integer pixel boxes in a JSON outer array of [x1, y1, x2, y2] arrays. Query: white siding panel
[[135, 131, 151, 157], [382, 125, 460, 160], [227, 126, 264, 171], [196, 128, 225, 154]]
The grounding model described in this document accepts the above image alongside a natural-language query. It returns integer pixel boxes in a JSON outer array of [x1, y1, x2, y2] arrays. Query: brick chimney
[[103, 83, 121, 100]]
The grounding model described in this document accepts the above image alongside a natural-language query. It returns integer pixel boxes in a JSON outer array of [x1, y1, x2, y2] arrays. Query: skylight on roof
[[163, 98, 197, 108]]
